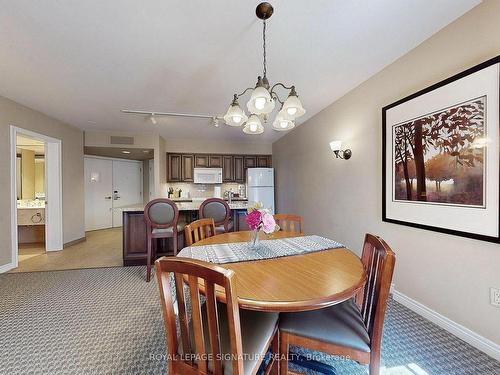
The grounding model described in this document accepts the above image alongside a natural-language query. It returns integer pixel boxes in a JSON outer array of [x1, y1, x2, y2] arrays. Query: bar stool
[[144, 198, 184, 282], [199, 198, 233, 234]]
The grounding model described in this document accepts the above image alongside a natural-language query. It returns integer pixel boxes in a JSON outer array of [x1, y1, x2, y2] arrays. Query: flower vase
[[249, 229, 260, 249]]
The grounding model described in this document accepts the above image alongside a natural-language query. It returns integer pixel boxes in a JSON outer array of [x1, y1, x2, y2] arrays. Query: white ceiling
[[0, 0, 480, 142]]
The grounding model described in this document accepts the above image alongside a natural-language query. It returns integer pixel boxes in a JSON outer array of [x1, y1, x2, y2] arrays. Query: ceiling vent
[[110, 136, 134, 145]]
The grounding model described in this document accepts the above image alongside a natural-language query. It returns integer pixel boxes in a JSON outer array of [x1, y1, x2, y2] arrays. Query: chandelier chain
[[263, 19, 267, 78]]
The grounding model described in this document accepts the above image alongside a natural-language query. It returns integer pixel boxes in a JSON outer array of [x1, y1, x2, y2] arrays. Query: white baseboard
[[0, 262, 15, 274], [392, 288, 500, 361]]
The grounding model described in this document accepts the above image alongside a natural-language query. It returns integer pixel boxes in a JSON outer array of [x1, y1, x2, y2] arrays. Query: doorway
[[84, 156, 144, 231], [10, 126, 63, 271]]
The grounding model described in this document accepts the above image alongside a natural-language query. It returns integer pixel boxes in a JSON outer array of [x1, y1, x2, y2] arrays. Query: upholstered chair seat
[[279, 234, 396, 375], [279, 299, 370, 353], [152, 223, 186, 235], [155, 257, 280, 375], [190, 302, 279, 375]]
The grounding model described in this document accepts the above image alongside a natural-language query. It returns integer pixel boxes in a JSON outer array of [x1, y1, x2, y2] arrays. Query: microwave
[[193, 168, 222, 184]]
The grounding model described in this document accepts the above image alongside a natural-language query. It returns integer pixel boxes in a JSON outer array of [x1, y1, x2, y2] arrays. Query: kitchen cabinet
[[167, 153, 272, 182], [122, 207, 249, 265], [257, 155, 270, 167], [194, 154, 209, 168], [181, 155, 194, 182], [167, 154, 181, 182], [209, 155, 223, 168], [234, 210, 250, 231], [222, 156, 233, 182], [233, 156, 245, 182], [244, 156, 257, 169]]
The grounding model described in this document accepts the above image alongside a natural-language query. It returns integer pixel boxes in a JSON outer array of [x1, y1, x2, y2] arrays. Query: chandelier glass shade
[[223, 95, 248, 126], [243, 114, 264, 134], [223, 2, 305, 135], [272, 110, 295, 131], [246, 78, 276, 115], [282, 88, 306, 119]]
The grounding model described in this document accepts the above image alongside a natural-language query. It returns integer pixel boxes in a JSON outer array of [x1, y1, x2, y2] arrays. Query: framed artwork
[[382, 56, 499, 243]]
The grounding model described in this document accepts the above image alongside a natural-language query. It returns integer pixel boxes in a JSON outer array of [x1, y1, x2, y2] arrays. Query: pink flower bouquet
[[245, 203, 279, 248]]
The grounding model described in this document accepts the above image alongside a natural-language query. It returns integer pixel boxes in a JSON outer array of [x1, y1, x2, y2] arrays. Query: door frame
[[10, 126, 63, 270]]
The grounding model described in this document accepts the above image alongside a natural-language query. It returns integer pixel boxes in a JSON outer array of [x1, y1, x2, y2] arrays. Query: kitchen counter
[[120, 200, 251, 266], [114, 200, 252, 212], [169, 197, 249, 203], [17, 200, 46, 209]]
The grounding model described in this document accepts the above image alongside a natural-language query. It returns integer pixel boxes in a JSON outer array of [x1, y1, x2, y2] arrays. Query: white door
[[85, 157, 113, 231], [112, 160, 143, 227]]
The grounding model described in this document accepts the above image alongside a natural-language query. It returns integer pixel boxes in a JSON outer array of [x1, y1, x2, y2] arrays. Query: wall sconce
[[329, 140, 352, 160]]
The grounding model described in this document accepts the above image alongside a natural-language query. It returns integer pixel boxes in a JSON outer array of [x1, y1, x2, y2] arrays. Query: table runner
[[177, 235, 344, 264]]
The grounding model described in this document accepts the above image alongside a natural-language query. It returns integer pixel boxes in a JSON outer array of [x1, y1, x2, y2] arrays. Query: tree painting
[[393, 97, 485, 207]]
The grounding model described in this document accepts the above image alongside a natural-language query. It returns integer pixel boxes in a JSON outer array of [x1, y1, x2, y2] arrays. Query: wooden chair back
[[273, 214, 303, 234], [156, 257, 244, 375], [185, 218, 216, 246], [355, 234, 395, 355]]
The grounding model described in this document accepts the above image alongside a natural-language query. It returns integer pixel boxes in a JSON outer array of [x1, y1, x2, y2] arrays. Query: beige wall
[[165, 138, 272, 154], [273, 0, 500, 345], [84, 130, 158, 149], [34, 160, 45, 194], [1, 95, 84, 267], [154, 136, 167, 198]]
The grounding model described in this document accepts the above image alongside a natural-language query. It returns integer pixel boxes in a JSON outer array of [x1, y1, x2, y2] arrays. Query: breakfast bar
[[116, 201, 252, 266]]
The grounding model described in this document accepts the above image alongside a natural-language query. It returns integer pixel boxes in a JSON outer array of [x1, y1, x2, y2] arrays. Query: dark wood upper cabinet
[[257, 155, 270, 167], [209, 155, 223, 168], [167, 153, 271, 182], [181, 155, 194, 182], [244, 156, 257, 169], [167, 154, 181, 182], [194, 154, 209, 168], [222, 156, 234, 182], [233, 156, 245, 182]]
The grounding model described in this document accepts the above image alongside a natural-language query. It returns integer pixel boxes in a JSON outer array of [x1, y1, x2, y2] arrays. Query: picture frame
[[382, 56, 500, 243]]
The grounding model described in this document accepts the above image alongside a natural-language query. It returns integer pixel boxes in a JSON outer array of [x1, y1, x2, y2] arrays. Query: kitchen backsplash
[[166, 182, 246, 199]]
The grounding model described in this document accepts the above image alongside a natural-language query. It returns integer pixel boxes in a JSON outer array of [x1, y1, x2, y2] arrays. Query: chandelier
[[223, 2, 305, 135]]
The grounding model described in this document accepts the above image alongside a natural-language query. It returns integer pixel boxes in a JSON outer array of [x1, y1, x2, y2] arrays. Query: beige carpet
[[1, 267, 499, 374], [10, 228, 122, 273]]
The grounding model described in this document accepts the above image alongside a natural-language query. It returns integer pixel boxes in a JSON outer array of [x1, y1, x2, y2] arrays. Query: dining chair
[[279, 233, 396, 375], [185, 218, 216, 246], [156, 256, 280, 375], [273, 214, 303, 234], [199, 198, 233, 234], [144, 198, 185, 282]]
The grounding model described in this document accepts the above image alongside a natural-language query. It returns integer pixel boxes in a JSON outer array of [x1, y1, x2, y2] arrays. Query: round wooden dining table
[[191, 230, 367, 313]]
